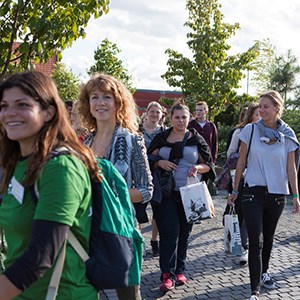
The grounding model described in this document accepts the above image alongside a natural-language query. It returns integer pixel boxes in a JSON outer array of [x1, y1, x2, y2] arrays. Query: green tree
[[0, 0, 109, 80], [250, 39, 277, 94], [251, 42, 300, 103], [51, 63, 80, 101], [288, 86, 300, 110], [88, 38, 135, 92], [161, 0, 259, 116], [282, 110, 300, 141], [269, 50, 300, 101]]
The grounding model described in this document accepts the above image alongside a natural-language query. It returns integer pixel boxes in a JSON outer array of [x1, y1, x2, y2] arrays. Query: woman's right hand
[[158, 160, 178, 171], [227, 193, 238, 205]]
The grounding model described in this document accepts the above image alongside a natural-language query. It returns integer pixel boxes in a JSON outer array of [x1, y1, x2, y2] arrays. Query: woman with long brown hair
[[0, 71, 100, 299]]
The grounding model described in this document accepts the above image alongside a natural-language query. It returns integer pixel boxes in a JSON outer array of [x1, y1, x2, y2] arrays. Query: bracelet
[[293, 193, 299, 198], [231, 190, 239, 195]]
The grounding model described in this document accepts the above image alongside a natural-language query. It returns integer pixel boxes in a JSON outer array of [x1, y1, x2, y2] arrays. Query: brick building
[[133, 89, 182, 113], [12, 42, 57, 76]]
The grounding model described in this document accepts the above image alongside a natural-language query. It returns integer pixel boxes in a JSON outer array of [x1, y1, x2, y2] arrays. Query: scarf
[[256, 119, 299, 145], [256, 118, 299, 169], [84, 125, 133, 183]]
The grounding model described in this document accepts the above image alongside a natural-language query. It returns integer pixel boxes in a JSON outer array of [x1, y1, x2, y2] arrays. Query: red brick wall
[[134, 89, 182, 113], [12, 42, 57, 76], [35, 54, 57, 76]]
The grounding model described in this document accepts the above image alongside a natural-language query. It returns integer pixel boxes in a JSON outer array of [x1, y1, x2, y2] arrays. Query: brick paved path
[[100, 191, 300, 300]]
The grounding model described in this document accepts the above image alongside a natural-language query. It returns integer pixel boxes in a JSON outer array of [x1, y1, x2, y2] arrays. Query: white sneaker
[[249, 295, 259, 300], [239, 249, 248, 266]]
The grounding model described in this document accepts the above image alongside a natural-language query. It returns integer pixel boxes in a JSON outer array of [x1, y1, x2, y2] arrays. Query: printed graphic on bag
[[224, 212, 242, 256], [180, 181, 215, 223]]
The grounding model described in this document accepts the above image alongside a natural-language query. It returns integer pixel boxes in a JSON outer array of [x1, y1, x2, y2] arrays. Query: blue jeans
[[241, 186, 285, 293], [153, 191, 193, 279]]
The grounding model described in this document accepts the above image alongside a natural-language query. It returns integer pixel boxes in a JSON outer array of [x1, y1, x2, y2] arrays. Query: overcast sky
[[62, 0, 300, 95]]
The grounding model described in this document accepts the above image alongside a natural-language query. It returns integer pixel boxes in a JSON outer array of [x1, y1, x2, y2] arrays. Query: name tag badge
[[11, 176, 25, 205]]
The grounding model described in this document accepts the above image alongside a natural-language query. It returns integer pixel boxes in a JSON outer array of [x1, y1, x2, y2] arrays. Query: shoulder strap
[[45, 231, 89, 300], [246, 124, 254, 165], [45, 238, 67, 300]]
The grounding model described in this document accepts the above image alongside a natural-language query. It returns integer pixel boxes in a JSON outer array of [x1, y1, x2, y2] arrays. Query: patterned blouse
[[85, 125, 153, 203]]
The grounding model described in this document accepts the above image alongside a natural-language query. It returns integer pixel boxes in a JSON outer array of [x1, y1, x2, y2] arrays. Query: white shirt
[[239, 123, 298, 194]]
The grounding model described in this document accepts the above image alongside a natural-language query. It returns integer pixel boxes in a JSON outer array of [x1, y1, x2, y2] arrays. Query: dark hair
[[238, 107, 248, 123], [170, 100, 190, 118], [65, 100, 74, 108], [0, 71, 100, 193], [237, 102, 259, 128]]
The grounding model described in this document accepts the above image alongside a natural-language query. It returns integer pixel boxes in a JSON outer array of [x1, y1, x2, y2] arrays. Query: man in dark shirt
[[188, 101, 218, 163]]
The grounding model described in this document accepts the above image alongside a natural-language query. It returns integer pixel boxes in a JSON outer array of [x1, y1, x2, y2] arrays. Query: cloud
[[62, 0, 300, 93]]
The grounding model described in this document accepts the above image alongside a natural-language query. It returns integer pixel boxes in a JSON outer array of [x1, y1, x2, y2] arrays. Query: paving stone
[[100, 190, 300, 299]]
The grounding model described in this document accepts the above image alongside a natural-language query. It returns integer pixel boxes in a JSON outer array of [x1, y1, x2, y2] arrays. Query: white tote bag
[[179, 177, 215, 223], [224, 205, 243, 256]]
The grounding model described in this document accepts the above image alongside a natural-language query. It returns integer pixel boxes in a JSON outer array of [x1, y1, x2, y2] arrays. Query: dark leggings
[[153, 191, 193, 278], [241, 186, 285, 294]]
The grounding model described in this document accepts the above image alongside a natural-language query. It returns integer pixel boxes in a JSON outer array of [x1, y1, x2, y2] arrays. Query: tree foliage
[[269, 50, 300, 101], [88, 38, 135, 92], [250, 39, 277, 94], [282, 110, 300, 141], [51, 63, 80, 102], [161, 0, 259, 115], [0, 0, 109, 80], [251, 41, 300, 103]]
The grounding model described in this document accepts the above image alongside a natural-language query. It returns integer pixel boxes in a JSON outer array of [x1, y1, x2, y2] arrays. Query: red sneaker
[[159, 273, 175, 292], [175, 273, 187, 286]]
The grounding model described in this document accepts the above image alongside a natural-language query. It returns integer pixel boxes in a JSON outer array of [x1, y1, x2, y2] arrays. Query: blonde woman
[[139, 101, 167, 256], [228, 91, 300, 300]]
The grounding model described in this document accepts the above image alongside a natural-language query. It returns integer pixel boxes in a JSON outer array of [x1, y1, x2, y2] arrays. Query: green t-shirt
[[0, 155, 98, 299]]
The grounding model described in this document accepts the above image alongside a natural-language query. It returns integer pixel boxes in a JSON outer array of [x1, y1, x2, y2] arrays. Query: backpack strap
[[45, 238, 67, 300], [67, 231, 89, 262], [44, 231, 89, 300]]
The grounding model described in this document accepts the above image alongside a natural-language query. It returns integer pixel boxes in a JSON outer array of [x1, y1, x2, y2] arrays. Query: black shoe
[[150, 240, 159, 257]]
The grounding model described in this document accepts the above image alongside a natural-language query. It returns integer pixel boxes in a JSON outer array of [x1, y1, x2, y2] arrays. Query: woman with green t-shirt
[[0, 71, 100, 299]]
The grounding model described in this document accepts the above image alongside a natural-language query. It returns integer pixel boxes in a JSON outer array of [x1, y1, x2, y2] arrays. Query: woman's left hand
[[292, 197, 300, 213], [188, 165, 197, 177]]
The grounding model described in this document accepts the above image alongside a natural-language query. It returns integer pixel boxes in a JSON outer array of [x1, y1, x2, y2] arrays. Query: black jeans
[[241, 186, 285, 293], [152, 191, 193, 279]]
